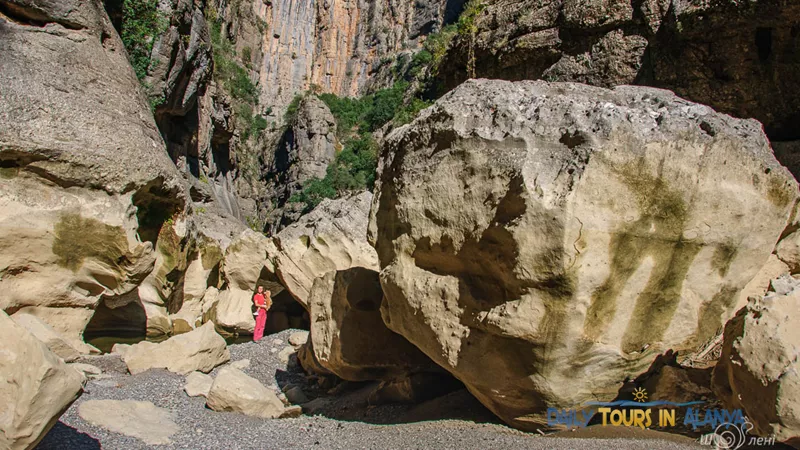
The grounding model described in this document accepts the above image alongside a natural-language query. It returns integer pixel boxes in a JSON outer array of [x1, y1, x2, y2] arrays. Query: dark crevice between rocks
[[102, 0, 123, 33], [755, 27, 773, 62], [157, 103, 202, 177], [0, 150, 47, 180], [131, 178, 184, 244], [0, 0, 84, 30], [83, 292, 148, 352], [265, 290, 309, 334]]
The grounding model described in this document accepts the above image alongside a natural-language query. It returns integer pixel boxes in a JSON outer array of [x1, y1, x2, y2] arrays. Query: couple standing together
[[253, 286, 271, 341]]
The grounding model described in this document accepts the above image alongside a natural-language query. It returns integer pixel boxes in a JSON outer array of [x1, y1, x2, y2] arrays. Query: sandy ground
[[36, 329, 707, 450]]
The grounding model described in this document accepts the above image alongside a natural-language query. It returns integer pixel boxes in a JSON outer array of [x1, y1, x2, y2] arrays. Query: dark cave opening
[[83, 293, 148, 352], [131, 180, 184, 244], [265, 289, 310, 334], [755, 27, 773, 62]]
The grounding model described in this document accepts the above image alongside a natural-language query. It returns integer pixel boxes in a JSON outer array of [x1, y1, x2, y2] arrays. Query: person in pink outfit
[[252, 286, 271, 341]]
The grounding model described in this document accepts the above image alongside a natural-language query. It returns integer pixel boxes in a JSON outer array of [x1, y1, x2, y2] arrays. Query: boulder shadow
[[35, 421, 101, 450]]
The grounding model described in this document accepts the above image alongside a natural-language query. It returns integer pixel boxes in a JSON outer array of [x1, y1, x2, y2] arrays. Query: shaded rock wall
[[439, 0, 800, 142]]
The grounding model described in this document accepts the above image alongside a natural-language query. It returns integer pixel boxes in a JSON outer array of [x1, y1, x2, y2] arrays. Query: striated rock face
[[303, 268, 436, 381], [369, 79, 798, 429], [0, 0, 184, 349], [146, 0, 213, 119], [439, 0, 800, 141], [269, 191, 379, 308], [713, 283, 800, 446], [267, 96, 338, 231], [0, 311, 85, 450], [259, 0, 455, 109]]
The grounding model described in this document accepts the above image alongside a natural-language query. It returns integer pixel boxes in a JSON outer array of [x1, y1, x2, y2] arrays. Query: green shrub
[[457, 0, 485, 36], [393, 97, 432, 126], [363, 81, 406, 131], [409, 49, 433, 78], [121, 0, 167, 80], [424, 24, 457, 69], [318, 93, 369, 136], [289, 133, 378, 213], [284, 93, 304, 123]]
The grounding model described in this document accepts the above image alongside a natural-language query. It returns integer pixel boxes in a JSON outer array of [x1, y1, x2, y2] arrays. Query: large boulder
[[712, 282, 800, 446], [0, 311, 84, 449], [11, 313, 81, 362], [303, 268, 436, 381], [120, 322, 230, 375], [0, 0, 184, 348], [184, 371, 214, 398], [369, 79, 798, 430], [269, 192, 379, 308], [206, 367, 285, 418]]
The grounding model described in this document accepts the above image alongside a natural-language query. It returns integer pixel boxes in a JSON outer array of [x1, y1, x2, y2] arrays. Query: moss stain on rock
[[692, 285, 738, 347], [199, 237, 223, 270], [711, 241, 738, 277], [0, 167, 19, 179], [767, 176, 794, 209], [584, 160, 701, 352], [52, 213, 129, 272]]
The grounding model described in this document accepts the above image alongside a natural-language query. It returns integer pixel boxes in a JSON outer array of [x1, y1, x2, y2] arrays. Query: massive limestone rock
[[269, 191, 379, 308], [302, 268, 435, 381], [0, 0, 184, 349], [259, 0, 454, 110], [169, 211, 245, 334], [0, 311, 84, 450], [369, 79, 798, 430], [119, 322, 230, 375], [206, 367, 285, 418], [712, 283, 800, 446]]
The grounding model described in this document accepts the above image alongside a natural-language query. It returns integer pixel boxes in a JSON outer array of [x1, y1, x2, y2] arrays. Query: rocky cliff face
[[261, 0, 460, 109], [438, 0, 800, 144], [0, 0, 185, 346]]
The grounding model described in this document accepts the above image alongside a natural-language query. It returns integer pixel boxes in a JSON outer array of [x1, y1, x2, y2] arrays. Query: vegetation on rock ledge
[[120, 0, 167, 81], [288, 80, 431, 213]]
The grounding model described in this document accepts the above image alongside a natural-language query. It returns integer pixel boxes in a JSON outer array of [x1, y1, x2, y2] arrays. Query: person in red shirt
[[252, 286, 271, 341]]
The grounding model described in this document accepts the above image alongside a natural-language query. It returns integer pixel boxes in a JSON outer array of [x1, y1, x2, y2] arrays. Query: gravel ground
[[36, 329, 703, 450]]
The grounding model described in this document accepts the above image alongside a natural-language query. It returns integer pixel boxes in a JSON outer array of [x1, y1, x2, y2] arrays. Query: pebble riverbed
[[36, 329, 703, 450]]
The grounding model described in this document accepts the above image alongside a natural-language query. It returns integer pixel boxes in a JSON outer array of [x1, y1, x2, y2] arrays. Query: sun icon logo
[[633, 387, 648, 403]]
